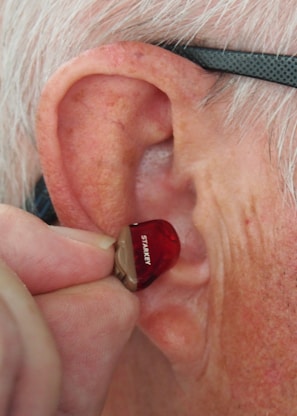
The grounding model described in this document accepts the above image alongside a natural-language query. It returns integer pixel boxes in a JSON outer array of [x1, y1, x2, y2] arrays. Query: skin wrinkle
[[218, 194, 297, 411]]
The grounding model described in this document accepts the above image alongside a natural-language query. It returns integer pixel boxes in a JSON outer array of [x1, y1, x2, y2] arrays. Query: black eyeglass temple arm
[[163, 45, 297, 88], [25, 176, 57, 225]]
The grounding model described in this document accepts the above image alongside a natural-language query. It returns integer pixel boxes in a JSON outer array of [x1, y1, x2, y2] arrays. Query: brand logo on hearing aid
[[141, 235, 151, 266]]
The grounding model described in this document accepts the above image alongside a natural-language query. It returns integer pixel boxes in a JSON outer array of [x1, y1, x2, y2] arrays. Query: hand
[[0, 205, 139, 415]]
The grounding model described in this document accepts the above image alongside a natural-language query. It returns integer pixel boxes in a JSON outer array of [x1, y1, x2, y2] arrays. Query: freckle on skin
[[64, 127, 74, 137], [134, 52, 145, 60], [71, 90, 86, 103]]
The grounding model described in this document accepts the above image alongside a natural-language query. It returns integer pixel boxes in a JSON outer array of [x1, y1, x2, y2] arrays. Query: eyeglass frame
[[161, 44, 297, 88]]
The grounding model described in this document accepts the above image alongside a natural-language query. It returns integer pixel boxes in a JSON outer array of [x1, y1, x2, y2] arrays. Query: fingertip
[[49, 226, 116, 250]]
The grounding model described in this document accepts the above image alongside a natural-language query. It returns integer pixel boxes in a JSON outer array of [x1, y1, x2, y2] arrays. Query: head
[[2, 1, 297, 414]]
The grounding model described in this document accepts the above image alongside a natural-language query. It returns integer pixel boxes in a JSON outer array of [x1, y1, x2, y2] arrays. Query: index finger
[[0, 205, 115, 294]]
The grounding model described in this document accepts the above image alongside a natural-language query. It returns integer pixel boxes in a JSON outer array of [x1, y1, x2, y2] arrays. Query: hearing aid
[[114, 219, 180, 291]]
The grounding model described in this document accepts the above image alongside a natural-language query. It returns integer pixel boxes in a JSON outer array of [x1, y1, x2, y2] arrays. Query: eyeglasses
[[162, 44, 297, 88]]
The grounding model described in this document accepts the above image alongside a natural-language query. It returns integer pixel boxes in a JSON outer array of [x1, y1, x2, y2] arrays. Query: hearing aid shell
[[114, 226, 138, 292], [114, 220, 181, 292]]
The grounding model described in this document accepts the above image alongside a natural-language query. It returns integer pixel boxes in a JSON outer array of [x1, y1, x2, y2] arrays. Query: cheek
[[219, 226, 297, 412]]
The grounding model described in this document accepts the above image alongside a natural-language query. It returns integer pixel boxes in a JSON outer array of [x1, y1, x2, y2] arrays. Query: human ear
[[36, 41, 216, 233], [37, 43, 173, 232], [36, 42, 217, 373]]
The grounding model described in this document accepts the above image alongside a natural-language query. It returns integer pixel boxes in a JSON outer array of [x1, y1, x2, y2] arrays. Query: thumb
[[36, 277, 139, 415]]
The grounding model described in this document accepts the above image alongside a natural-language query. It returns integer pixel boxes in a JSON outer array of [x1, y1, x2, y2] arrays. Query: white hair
[[1, 0, 297, 207]]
